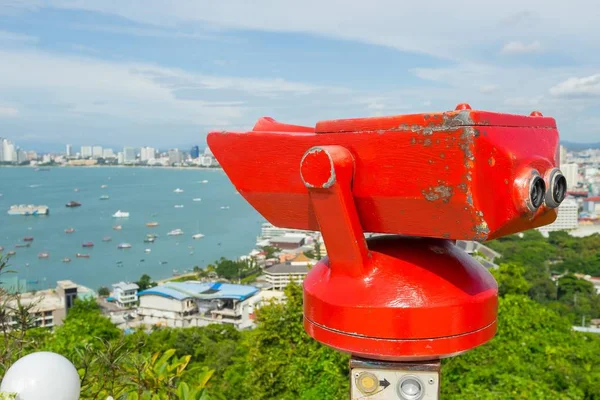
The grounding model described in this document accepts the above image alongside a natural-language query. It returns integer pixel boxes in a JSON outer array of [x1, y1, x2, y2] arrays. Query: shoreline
[[0, 164, 223, 171]]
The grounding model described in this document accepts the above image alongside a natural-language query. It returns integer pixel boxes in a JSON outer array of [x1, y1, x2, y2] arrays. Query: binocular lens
[[552, 174, 567, 204], [530, 176, 546, 209]]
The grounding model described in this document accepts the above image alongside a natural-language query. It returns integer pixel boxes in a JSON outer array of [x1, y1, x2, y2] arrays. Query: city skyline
[[1, 2, 600, 148]]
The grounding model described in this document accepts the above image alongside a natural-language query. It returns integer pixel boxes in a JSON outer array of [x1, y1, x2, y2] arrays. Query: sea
[[0, 167, 264, 291]]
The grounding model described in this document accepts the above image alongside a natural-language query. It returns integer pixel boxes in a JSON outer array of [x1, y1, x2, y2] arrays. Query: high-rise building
[[0, 139, 4, 162], [560, 163, 578, 189], [123, 147, 136, 163], [204, 147, 213, 157], [537, 198, 579, 233], [66, 144, 72, 157], [117, 152, 124, 164], [190, 146, 200, 159], [168, 149, 183, 165], [17, 149, 27, 163], [81, 146, 92, 158], [103, 148, 115, 158], [92, 146, 103, 159], [2, 139, 16, 162], [140, 147, 156, 162], [559, 145, 567, 165]]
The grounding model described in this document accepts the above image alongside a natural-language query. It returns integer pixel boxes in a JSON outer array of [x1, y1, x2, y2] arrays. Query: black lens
[[553, 174, 567, 204], [530, 176, 545, 209]]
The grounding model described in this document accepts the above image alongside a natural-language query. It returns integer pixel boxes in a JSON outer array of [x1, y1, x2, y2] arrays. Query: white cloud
[[480, 85, 499, 94], [501, 40, 542, 55], [0, 30, 37, 43], [0, 106, 18, 117], [550, 74, 600, 98]]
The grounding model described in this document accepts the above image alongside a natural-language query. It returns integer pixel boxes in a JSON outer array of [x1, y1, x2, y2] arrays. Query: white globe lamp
[[0, 352, 80, 399]]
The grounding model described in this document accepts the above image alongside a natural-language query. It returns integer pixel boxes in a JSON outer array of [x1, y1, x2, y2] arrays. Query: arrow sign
[[379, 379, 390, 389]]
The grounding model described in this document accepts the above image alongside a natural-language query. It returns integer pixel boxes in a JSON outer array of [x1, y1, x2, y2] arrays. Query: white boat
[[174, 205, 184, 208], [192, 198, 202, 202], [100, 195, 110, 200], [167, 229, 184, 236], [112, 210, 130, 218], [201, 180, 208, 184], [174, 188, 184, 193], [192, 233, 205, 240], [117, 243, 132, 249], [145, 248, 152, 253], [101, 184, 108, 188], [8, 205, 49, 216], [220, 206, 230, 210]]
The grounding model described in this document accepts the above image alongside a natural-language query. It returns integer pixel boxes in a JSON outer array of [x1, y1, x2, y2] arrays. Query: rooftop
[[112, 282, 139, 291], [265, 263, 311, 274], [138, 282, 259, 301]]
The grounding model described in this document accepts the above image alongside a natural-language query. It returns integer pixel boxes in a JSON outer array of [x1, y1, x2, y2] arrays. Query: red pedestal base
[[303, 236, 498, 361]]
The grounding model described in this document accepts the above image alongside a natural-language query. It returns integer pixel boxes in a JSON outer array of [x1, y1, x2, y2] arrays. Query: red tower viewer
[[208, 104, 564, 363]]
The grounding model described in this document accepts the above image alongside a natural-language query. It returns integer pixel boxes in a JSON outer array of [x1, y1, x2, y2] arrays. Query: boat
[[82, 242, 94, 248], [144, 237, 155, 243], [113, 225, 122, 231], [192, 198, 202, 202], [167, 229, 184, 236], [66, 201, 81, 208], [100, 195, 110, 200], [140, 259, 145, 262], [15, 243, 31, 248], [38, 252, 49, 259], [192, 233, 204, 240], [34, 168, 51, 172], [201, 180, 208, 184], [65, 228, 75, 234], [101, 184, 108, 189], [7, 205, 49, 216], [23, 237, 34, 242], [6, 251, 16, 256], [174, 188, 184, 193], [112, 210, 130, 218], [118, 243, 132, 249], [174, 205, 184, 208], [220, 206, 230, 210], [145, 249, 151, 253], [0, 246, 4, 252], [74, 188, 79, 192], [160, 261, 168, 264], [76, 253, 90, 258], [62, 257, 71, 263], [145, 222, 159, 227], [102, 236, 112, 242]]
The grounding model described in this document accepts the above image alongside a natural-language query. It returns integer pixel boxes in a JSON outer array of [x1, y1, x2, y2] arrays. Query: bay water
[[0, 167, 262, 291]]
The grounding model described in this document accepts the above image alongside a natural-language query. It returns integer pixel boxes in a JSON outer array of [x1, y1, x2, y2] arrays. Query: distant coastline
[[0, 164, 223, 171]]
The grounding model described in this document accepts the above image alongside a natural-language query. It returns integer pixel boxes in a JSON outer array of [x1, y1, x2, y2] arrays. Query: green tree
[[98, 286, 110, 297], [136, 274, 155, 291], [491, 263, 531, 296]]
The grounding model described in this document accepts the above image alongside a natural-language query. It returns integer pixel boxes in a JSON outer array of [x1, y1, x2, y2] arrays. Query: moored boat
[[112, 210, 130, 218], [65, 228, 75, 234], [0, 246, 4, 252], [146, 222, 159, 227], [66, 201, 81, 208], [192, 233, 204, 240], [167, 229, 184, 236], [192, 198, 202, 202], [7, 205, 49, 216], [113, 225, 123, 231], [102, 236, 112, 242], [38, 252, 49, 259], [82, 242, 94, 248], [62, 257, 71, 263], [23, 237, 34, 242], [7, 251, 16, 256], [174, 188, 184, 193], [15, 243, 31, 248], [76, 253, 90, 258], [100, 195, 110, 200], [144, 237, 155, 243], [118, 243, 132, 249]]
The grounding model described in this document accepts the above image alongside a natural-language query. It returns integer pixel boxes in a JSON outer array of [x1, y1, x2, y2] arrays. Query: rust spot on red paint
[[488, 157, 495, 166], [424, 138, 432, 146], [422, 184, 453, 203], [440, 153, 446, 158]]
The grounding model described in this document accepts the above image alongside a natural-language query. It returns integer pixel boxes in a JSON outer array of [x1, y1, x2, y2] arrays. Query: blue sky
[[0, 1, 599, 151]]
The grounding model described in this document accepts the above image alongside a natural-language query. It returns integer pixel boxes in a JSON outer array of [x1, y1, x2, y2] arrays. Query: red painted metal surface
[[208, 107, 559, 242], [208, 105, 560, 361]]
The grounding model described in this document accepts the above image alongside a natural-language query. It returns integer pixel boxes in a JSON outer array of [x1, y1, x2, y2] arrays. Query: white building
[[560, 145, 567, 165], [137, 282, 273, 329], [199, 155, 213, 167], [140, 147, 156, 162], [5, 280, 95, 329], [117, 152, 124, 164], [92, 146, 103, 159], [560, 163, 579, 189], [537, 198, 579, 233], [66, 144, 72, 157], [263, 253, 315, 290], [2, 139, 16, 162], [81, 145, 92, 158], [168, 149, 183, 165], [123, 147, 136, 163], [111, 282, 139, 308], [103, 148, 115, 158]]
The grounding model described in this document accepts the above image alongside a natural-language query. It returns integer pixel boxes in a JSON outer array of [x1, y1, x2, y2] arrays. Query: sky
[[0, 1, 599, 151]]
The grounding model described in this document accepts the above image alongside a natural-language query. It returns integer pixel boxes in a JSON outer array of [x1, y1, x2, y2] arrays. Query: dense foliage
[[2, 230, 600, 399]]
